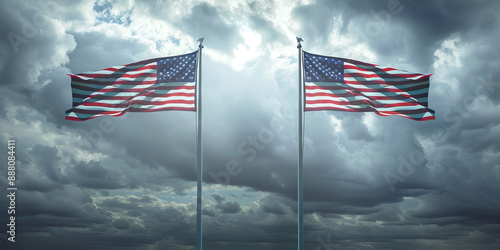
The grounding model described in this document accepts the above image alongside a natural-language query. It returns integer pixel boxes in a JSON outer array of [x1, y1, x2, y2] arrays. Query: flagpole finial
[[296, 36, 303, 48], [197, 37, 204, 49]]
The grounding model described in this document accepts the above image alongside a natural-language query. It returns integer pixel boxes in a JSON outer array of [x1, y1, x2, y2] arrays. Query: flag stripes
[[303, 51, 435, 121], [66, 51, 198, 121]]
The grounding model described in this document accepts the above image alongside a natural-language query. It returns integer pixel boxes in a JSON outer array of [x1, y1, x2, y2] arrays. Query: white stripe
[[383, 69, 421, 75], [72, 90, 141, 97], [78, 66, 125, 75], [73, 84, 154, 96], [344, 76, 426, 81], [163, 82, 196, 87], [305, 96, 416, 104], [66, 112, 120, 119], [305, 82, 429, 88], [147, 89, 195, 95], [133, 103, 195, 109], [306, 103, 365, 110], [79, 68, 156, 77], [72, 80, 194, 88], [305, 103, 429, 112], [83, 76, 158, 82], [343, 64, 426, 79], [77, 62, 157, 77], [81, 95, 195, 105], [344, 80, 429, 88], [95, 80, 194, 92], [309, 81, 404, 90], [74, 89, 195, 102], [125, 68, 157, 75], [98, 83, 156, 92], [72, 106, 127, 111], [344, 68, 379, 75], [345, 63, 418, 75], [345, 62, 419, 75], [74, 97, 196, 110], [305, 82, 428, 96], [71, 82, 195, 97], [305, 88, 410, 97]]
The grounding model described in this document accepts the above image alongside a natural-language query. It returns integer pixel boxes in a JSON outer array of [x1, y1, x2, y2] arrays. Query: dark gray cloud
[[216, 200, 241, 214], [180, 2, 244, 52], [1, 0, 500, 249]]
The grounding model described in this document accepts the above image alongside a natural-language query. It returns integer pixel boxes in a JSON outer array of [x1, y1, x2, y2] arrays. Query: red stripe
[[76, 65, 157, 78], [305, 106, 360, 112], [71, 82, 157, 93], [305, 85, 416, 94], [78, 72, 157, 79], [78, 99, 195, 108], [72, 83, 194, 93], [306, 84, 428, 94], [305, 105, 433, 115], [343, 79, 429, 86], [304, 106, 434, 121], [344, 64, 431, 79], [345, 72, 425, 79], [343, 80, 429, 89], [374, 110, 435, 121], [101, 67, 122, 72], [92, 92, 194, 100], [76, 83, 196, 94], [128, 107, 195, 112], [71, 78, 157, 87], [344, 64, 396, 72], [306, 98, 421, 108], [71, 86, 195, 102], [65, 110, 126, 121], [79, 91, 194, 101], [305, 92, 426, 101], [91, 85, 191, 93]]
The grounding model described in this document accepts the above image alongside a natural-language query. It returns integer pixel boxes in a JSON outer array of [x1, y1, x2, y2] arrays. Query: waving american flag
[[66, 51, 198, 121], [303, 51, 435, 121]]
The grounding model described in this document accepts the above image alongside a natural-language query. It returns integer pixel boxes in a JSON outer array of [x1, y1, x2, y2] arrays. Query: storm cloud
[[1, 0, 500, 249]]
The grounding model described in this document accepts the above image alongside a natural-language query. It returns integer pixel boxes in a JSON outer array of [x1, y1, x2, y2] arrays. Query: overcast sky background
[[1, 0, 500, 249]]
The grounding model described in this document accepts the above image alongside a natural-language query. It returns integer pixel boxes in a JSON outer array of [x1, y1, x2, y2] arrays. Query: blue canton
[[157, 52, 197, 83], [304, 53, 344, 82]]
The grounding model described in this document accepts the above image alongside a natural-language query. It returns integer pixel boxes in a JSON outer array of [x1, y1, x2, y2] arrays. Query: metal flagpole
[[296, 36, 304, 250], [196, 37, 204, 250]]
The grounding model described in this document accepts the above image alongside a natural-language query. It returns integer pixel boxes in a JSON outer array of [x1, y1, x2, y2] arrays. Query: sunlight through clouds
[[1, 0, 500, 249]]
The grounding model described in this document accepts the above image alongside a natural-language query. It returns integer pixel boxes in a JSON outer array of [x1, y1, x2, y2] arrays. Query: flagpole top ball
[[296, 36, 303, 48], [197, 37, 204, 48]]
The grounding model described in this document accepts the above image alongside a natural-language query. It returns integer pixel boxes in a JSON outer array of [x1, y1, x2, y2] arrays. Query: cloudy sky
[[1, 0, 500, 249]]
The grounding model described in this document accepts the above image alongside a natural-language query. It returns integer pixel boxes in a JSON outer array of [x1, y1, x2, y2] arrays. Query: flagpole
[[296, 36, 304, 250], [196, 37, 204, 250]]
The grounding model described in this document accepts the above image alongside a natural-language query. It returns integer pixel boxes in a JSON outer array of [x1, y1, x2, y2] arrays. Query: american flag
[[66, 51, 198, 121], [303, 51, 435, 121]]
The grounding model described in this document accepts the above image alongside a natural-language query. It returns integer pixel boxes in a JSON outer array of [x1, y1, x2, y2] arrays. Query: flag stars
[[304, 53, 344, 82], [157, 52, 197, 83]]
